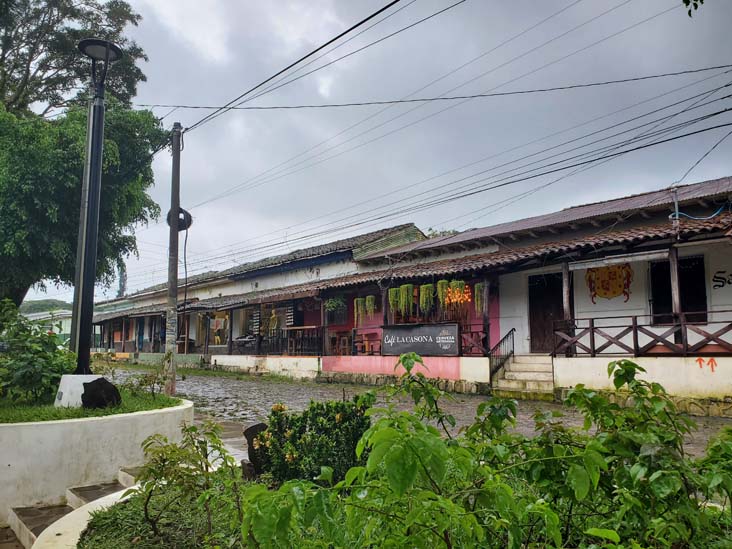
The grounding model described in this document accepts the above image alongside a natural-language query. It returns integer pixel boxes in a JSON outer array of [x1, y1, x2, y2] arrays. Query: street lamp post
[[69, 39, 123, 375]]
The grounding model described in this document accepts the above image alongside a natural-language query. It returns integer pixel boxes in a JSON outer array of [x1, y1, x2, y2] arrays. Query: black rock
[[243, 422, 268, 475], [81, 377, 122, 409]]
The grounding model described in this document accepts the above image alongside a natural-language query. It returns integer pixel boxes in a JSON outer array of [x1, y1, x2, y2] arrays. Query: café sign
[[381, 323, 459, 357]]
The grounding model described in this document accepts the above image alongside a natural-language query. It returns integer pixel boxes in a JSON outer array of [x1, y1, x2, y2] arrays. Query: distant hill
[[20, 299, 72, 314]]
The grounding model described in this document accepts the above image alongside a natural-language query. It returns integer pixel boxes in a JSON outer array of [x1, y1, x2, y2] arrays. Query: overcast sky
[[28, 0, 732, 303]]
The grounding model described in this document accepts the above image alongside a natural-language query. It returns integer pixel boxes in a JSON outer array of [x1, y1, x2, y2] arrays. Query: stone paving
[[0, 528, 22, 549], [163, 371, 732, 458]]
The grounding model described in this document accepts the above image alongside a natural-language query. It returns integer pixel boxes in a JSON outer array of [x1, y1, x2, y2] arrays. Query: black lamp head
[[78, 38, 123, 63]]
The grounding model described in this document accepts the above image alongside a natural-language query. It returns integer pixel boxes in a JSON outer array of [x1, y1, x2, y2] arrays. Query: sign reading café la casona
[[381, 323, 459, 357]]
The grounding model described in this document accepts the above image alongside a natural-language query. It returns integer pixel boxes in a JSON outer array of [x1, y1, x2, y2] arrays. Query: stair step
[[8, 504, 73, 549], [492, 389, 556, 402], [0, 527, 23, 549], [504, 371, 553, 382], [66, 482, 126, 509], [511, 355, 553, 366], [507, 362, 553, 373], [494, 378, 554, 392], [118, 466, 144, 488]]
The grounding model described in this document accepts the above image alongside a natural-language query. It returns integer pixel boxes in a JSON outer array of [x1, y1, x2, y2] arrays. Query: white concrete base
[[54, 375, 102, 408], [210, 355, 320, 380], [0, 400, 193, 526]]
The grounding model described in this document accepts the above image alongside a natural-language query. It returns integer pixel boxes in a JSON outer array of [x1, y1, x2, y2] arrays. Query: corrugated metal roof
[[361, 176, 732, 259]]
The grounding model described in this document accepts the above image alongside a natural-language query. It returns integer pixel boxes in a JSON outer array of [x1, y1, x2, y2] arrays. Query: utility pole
[[164, 122, 182, 395]]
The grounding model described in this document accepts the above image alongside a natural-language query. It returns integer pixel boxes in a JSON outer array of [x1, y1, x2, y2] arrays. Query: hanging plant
[[446, 280, 471, 306], [388, 288, 400, 313], [365, 295, 377, 319], [399, 284, 414, 316], [449, 279, 466, 292], [354, 298, 366, 326], [324, 296, 346, 312], [474, 282, 485, 315], [436, 280, 449, 309], [419, 284, 434, 314]]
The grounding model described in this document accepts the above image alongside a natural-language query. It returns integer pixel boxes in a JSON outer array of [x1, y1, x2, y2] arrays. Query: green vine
[[398, 284, 414, 316], [474, 282, 485, 315], [354, 298, 366, 327], [388, 288, 399, 313], [449, 279, 466, 293], [419, 284, 434, 314], [324, 297, 346, 313], [365, 295, 377, 319], [436, 280, 449, 309]]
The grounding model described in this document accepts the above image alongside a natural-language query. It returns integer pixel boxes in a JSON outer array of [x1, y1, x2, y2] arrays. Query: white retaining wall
[[554, 356, 732, 399], [0, 400, 193, 526], [211, 355, 320, 379]]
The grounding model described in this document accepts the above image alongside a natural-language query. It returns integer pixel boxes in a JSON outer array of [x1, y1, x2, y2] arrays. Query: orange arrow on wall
[[707, 358, 717, 373], [696, 357, 705, 368]]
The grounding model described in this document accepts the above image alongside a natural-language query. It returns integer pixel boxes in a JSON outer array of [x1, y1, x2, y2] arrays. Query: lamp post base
[[54, 374, 103, 408]]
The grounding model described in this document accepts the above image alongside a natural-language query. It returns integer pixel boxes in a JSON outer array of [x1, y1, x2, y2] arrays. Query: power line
[[675, 128, 732, 185], [129, 79, 732, 274], [184, 0, 406, 133], [134, 64, 732, 112], [189, 0, 676, 209]]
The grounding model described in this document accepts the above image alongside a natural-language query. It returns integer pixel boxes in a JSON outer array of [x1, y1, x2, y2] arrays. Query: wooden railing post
[[482, 278, 490, 357], [632, 316, 639, 356], [588, 318, 596, 357], [680, 313, 688, 356]]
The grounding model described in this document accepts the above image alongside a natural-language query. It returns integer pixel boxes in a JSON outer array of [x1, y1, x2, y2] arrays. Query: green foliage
[[419, 283, 434, 314], [474, 282, 485, 314], [449, 279, 466, 293], [387, 287, 399, 313], [398, 283, 414, 316], [364, 295, 376, 319], [19, 299, 71, 314], [436, 279, 449, 309], [323, 296, 346, 313], [0, 299, 74, 402], [683, 0, 704, 17], [0, 104, 167, 304], [252, 394, 375, 484], [0, 388, 178, 423], [353, 297, 366, 327], [83, 357, 732, 548], [0, 0, 147, 114]]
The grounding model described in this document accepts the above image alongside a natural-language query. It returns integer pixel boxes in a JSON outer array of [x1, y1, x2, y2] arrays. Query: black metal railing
[[234, 327, 323, 356], [489, 328, 515, 380]]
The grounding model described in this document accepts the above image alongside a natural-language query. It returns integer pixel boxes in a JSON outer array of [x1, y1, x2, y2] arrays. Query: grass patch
[[0, 389, 180, 423]]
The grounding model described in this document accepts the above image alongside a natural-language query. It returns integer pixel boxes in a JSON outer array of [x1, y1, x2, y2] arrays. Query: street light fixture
[[69, 38, 122, 376]]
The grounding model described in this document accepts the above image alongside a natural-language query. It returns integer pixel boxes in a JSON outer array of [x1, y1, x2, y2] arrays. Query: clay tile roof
[[361, 176, 732, 259]]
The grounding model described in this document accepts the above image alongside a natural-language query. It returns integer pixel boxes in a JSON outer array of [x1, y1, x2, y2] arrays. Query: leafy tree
[[683, 0, 704, 17], [19, 298, 71, 313], [0, 104, 167, 305], [425, 227, 458, 238], [0, 0, 146, 114]]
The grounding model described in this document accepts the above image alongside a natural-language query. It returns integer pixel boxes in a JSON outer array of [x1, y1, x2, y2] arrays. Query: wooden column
[[203, 314, 210, 355], [481, 278, 490, 356], [669, 247, 682, 315], [381, 287, 389, 326], [184, 314, 190, 355], [121, 318, 126, 352], [561, 262, 572, 320], [227, 310, 234, 355], [320, 298, 326, 357]]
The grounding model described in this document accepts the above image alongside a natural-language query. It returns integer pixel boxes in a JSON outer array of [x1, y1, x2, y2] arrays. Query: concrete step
[[66, 482, 126, 510], [8, 504, 73, 549], [503, 371, 553, 382], [494, 378, 554, 393], [118, 466, 144, 488], [492, 388, 556, 402], [0, 527, 23, 549], [507, 361, 552, 373], [511, 355, 553, 366]]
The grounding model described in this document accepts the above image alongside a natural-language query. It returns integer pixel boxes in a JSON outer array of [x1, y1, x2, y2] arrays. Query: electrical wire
[[673, 128, 732, 186], [184, 0, 406, 133], [190, 1, 678, 209], [134, 64, 732, 113]]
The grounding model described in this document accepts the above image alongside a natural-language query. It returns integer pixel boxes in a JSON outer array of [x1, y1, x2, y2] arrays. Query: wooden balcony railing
[[232, 327, 323, 356], [553, 310, 732, 357]]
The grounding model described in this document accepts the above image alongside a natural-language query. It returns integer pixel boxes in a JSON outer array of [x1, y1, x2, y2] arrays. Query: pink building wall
[[321, 355, 461, 380]]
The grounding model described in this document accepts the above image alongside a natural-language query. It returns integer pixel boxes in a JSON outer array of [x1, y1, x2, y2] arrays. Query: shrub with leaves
[[252, 393, 375, 484], [0, 299, 75, 402]]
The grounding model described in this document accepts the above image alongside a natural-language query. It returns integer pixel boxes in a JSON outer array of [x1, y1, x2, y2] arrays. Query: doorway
[[528, 273, 566, 353]]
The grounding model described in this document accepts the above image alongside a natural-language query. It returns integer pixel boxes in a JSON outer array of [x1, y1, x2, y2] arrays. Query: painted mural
[[585, 263, 633, 304]]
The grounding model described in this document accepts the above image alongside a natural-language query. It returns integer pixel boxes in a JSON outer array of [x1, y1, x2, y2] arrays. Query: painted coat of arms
[[585, 263, 633, 304]]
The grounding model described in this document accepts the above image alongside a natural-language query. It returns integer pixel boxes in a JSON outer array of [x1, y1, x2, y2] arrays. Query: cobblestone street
[[138, 370, 732, 458]]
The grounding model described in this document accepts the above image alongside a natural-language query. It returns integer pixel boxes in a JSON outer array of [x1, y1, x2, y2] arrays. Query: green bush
[[0, 299, 75, 403], [253, 393, 375, 484]]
